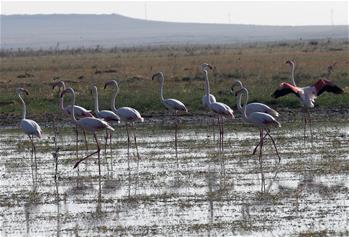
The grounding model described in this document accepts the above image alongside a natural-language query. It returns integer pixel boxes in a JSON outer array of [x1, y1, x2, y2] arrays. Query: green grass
[[1, 40, 348, 125]]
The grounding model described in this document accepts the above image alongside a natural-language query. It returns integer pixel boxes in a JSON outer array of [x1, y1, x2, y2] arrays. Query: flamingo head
[[152, 72, 164, 82], [234, 87, 247, 97], [104, 80, 118, 90], [327, 62, 337, 74], [52, 81, 65, 91], [16, 88, 29, 95], [90, 85, 97, 95], [200, 63, 214, 71], [286, 60, 295, 67], [231, 80, 243, 93], [60, 87, 74, 98]]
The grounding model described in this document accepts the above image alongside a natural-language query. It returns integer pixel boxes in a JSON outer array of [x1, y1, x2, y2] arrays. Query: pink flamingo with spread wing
[[272, 60, 343, 141], [61, 87, 114, 175]]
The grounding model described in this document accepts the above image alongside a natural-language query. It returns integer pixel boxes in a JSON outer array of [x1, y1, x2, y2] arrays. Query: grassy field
[[1, 40, 348, 124]]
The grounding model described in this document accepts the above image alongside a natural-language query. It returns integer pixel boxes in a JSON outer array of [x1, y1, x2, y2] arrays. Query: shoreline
[[2, 106, 348, 129]]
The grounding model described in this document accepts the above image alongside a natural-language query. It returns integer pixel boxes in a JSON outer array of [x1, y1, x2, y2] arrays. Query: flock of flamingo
[[16, 60, 344, 178]]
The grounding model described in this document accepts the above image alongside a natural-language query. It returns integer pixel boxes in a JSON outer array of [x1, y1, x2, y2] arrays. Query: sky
[[1, 1, 348, 26]]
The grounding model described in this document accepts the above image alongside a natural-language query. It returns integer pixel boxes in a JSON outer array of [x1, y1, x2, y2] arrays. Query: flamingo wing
[[163, 99, 188, 112], [78, 117, 114, 132], [65, 105, 93, 117], [20, 119, 42, 138], [202, 94, 216, 108], [272, 82, 301, 98], [246, 103, 279, 117], [210, 102, 234, 118], [312, 79, 344, 96], [97, 110, 120, 122], [248, 112, 281, 128], [116, 107, 144, 122]]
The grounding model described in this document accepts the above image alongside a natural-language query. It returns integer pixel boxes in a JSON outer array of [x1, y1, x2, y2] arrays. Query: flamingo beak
[[60, 88, 69, 98], [22, 89, 29, 95], [235, 88, 243, 96], [151, 74, 157, 80], [104, 80, 113, 89]]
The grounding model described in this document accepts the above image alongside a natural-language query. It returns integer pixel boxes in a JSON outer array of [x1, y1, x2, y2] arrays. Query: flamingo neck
[[18, 93, 26, 119], [204, 70, 212, 105], [93, 88, 100, 113], [59, 97, 65, 111], [291, 63, 296, 86], [159, 76, 165, 102], [111, 84, 119, 112], [71, 91, 77, 123], [241, 88, 249, 120], [236, 91, 244, 113]]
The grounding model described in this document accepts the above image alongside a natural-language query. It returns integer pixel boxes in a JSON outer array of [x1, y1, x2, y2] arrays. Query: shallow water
[[0, 121, 348, 236]]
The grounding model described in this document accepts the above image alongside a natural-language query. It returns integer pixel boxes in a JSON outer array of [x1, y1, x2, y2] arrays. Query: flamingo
[[52, 81, 93, 118], [61, 87, 115, 175], [203, 66, 234, 151], [271, 60, 343, 141], [232, 82, 279, 154], [236, 87, 281, 191], [231, 80, 279, 118], [104, 80, 144, 159], [201, 63, 216, 108], [152, 72, 188, 158], [90, 85, 120, 155], [17, 88, 42, 181], [52, 80, 93, 151]]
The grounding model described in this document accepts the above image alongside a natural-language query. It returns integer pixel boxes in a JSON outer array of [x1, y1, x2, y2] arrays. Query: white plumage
[[232, 79, 279, 118], [104, 80, 144, 123], [203, 69, 234, 119], [17, 88, 42, 138], [152, 72, 188, 113], [52, 80, 93, 118], [201, 63, 217, 108], [91, 85, 120, 122], [237, 88, 280, 129]]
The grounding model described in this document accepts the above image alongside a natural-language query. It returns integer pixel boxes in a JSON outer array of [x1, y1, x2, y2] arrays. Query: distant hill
[[1, 14, 348, 49]]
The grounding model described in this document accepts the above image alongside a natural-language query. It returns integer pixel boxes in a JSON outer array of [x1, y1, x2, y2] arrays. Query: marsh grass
[[1, 41, 348, 125]]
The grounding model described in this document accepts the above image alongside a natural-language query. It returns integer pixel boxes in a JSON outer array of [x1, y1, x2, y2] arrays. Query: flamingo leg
[[253, 133, 268, 155], [221, 117, 224, 152], [265, 129, 281, 162], [29, 135, 38, 182], [174, 112, 179, 168], [217, 115, 221, 150], [75, 125, 79, 159], [307, 109, 313, 144], [83, 129, 89, 151], [132, 123, 140, 160], [303, 109, 307, 144], [126, 124, 130, 158], [73, 133, 101, 169], [109, 131, 113, 174], [211, 116, 215, 142], [104, 129, 108, 158], [259, 129, 265, 192], [28, 135, 35, 185], [95, 133, 101, 177]]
